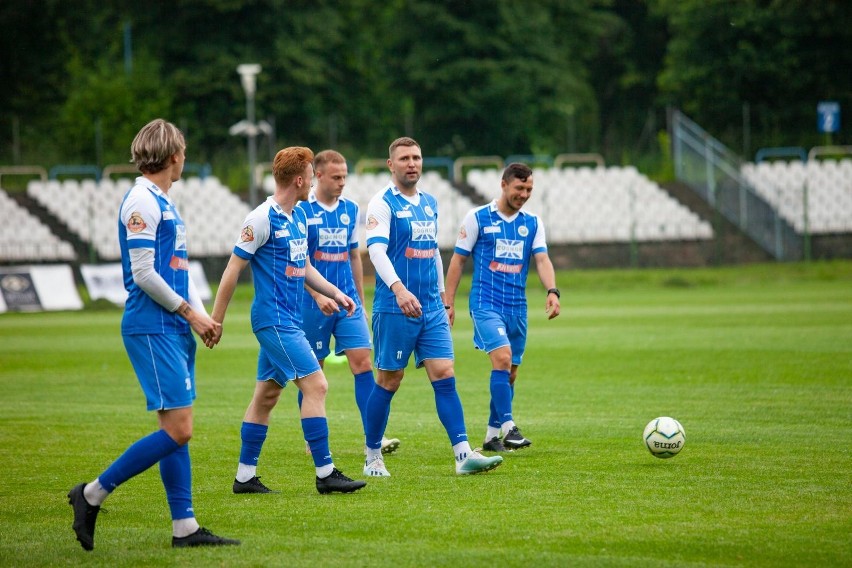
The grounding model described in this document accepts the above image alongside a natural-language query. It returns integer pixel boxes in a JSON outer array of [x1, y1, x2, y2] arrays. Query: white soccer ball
[[643, 417, 686, 459]]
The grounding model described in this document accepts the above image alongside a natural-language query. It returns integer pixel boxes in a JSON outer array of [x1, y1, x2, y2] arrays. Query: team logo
[[424, 206, 435, 217], [319, 228, 347, 247], [127, 212, 147, 233], [340, 213, 350, 225], [240, 225, 255, 242], [458, 226, 467, 240], [410, 221, 436, 242], [297, 222, 306, 235], [366, 215, 378, 230], [518, 225, 529, 237], [495, 238, 524, 259]]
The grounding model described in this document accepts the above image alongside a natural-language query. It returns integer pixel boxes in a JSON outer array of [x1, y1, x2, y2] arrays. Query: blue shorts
[[123, 333, 196, 411], [255, 326, 321, 387], [372, 309, 454, 371], [471, 309, 528, 366], [302, 304, 371, 360]]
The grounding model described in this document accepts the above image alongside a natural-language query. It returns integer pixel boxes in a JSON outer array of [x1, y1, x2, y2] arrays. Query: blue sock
[[302, 417, 332, 467], [364, 384, 394, 449], [99, 429, 180, 491], [239, 422, 268, 466], [159, 443, 193, 520], [490, 369, 513, 425], [432, 377, 468, 444], [488, 399, 501, 429], [353, 371, 375, 433]]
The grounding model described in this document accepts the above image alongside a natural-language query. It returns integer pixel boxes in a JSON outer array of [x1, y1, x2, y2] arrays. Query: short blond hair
[[314, 149, 346, 171], [272, 146, 315, 186], [388, 137, 420, 159], [130, 119, 185, 174]]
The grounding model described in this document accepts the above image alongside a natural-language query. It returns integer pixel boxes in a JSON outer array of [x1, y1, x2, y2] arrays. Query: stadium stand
[[0, 187, 76, 262], [26, 176, 249, 260], [741, 158, 852, 234], [466, 165, 714, 244]]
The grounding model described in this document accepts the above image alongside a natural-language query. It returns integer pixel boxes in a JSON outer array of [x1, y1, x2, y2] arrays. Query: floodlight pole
[[237, 64, 261, 207]]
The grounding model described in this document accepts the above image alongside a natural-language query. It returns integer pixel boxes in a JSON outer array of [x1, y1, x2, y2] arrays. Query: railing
[[671, 109, 802, 260]]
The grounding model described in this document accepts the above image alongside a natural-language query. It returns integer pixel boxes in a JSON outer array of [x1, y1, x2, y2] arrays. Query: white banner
[[0, 265, 83, 313], [80, 261, 212, 307]]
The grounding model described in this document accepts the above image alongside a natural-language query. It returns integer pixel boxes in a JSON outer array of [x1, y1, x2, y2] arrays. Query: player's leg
[[501, 316, 531, 449], [418, 310, 502, 475]]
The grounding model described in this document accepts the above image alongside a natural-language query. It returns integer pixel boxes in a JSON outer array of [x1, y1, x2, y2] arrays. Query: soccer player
[[67, 118, 239, 551], [209, 146, 366, 495], [444, 162, 561, 451], [361, 136, 504, 477], [297, 149, 400, 456]]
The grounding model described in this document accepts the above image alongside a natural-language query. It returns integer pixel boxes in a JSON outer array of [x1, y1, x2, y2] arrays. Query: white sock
[[236, 463, 257, 483], [365, 448, 382, 463], [501, 420, 517, 437], [485, 426, 501, 442], [453, 441, 473, 462], [173, 517, 200, 538], [316, 463, 334, 479], [83, 479, 110, 507]]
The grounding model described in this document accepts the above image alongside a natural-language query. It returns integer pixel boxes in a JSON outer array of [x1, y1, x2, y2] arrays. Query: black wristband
[[547, 288, 560, 299], [444, 305, 451, 309]]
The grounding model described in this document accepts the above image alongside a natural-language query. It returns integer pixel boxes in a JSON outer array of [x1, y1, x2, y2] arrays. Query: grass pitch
[[0, 261, 850, 567]]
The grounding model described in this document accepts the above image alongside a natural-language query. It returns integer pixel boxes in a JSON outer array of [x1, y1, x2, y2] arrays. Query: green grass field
[[1, 261, 850, 567]]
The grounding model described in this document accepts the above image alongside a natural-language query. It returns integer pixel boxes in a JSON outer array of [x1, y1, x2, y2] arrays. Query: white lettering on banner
[[319, 228, 348, 247], [410, 221, 436, 242], [495, 238, 523, 259], [290, 238, 308, 261]]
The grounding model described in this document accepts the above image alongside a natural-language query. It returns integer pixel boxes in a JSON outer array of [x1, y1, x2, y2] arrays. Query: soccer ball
[[643, 417, 686, 458]]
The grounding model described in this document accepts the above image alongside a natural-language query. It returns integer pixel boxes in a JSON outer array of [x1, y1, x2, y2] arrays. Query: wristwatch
[[547, 288, 560, 299]]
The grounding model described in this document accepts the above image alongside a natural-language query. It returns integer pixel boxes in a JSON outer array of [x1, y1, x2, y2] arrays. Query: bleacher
[[741, 158, 852, 234], [0, 188, 76, 262], [467, 165, 713, 243], [26, 176, 250, 260]]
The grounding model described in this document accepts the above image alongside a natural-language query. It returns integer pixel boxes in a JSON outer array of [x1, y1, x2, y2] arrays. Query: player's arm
[[443, 211, 477, 326], [534, 251, 560, 320], [305, 259, 356, 316], [350, 203, 367, 307], [209, 253, 249, 346], [304, 282, 339, 316]]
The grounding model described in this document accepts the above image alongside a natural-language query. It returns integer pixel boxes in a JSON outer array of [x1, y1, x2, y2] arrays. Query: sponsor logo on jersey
[[495, 238, 523, 259], [484, 226, 500, 234], [395, 210, 413, 218], [366, 215, 378, 230], [162, 211, 175, 220], [319, 228, 348, 247], [307, 217, 323, 225], [411, 221, 436, 241], [241, 225, 255, 242], [169, 255, 190, 271], [285, 265, 306, 278], [488, 260, 523, 273], [405, 247, 436, 259], [290, 238, 308, 261], [275, 228, 290, 238], [314, 250, 349, 262], [174, 224, 186, 251], [127, 212, 147, 233]]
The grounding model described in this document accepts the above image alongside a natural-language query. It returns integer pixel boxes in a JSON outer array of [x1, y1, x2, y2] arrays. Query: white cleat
[[364, 455, 391, 477], [380, 436, 401, 455], [455, 449, 503, 475]]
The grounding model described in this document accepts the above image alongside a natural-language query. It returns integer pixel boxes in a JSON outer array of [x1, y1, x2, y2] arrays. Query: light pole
[[232, 64, 262, 207]]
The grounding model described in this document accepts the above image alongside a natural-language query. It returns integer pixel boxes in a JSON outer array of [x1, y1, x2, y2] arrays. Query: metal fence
[[671, 109, 803, 260]]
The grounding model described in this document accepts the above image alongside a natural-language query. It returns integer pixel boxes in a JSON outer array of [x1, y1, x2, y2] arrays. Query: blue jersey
[[454, 201, 547, 315], [233, 197, 309, 332], [365, 184, 442, 314], [296, 193, 361, 311], [119, 177, 190, 335]]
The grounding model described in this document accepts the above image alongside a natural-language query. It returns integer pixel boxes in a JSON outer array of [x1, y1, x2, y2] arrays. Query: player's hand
[[189, 312, 222, 346], [545, 296, 561, 320], [336, 292, 357, 316], [204, 325, 223, 349], [447, 305, 456, 326], [315, 294, 339, 316], [395, 287, 422, 318]]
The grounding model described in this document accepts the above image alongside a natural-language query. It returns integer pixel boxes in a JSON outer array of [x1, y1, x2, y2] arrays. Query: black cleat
[[68, 483, 100, 552], [316, 468, 367, 494], [172, 527, 241, 548], [233, 476, 279, 494], [502, 426, 532, 450], [482, 436, 509, 452]]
